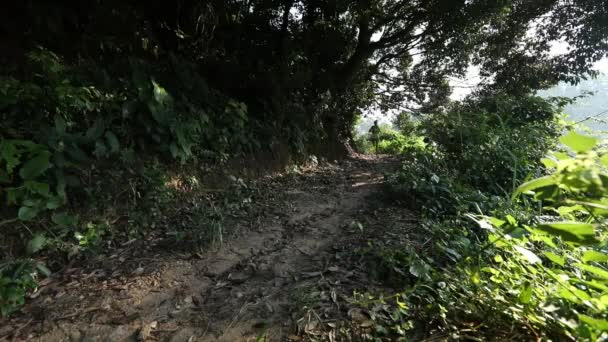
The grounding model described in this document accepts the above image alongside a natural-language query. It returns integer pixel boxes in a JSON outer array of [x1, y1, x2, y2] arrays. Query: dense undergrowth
[[354, 119, 425, 156], [362, 96, 608, 340], [0, 48, 294, 316], [2, 1, 607, 333]]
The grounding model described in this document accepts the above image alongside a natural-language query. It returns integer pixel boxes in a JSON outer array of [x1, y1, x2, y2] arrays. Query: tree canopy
[[2, 0, 607, 140]]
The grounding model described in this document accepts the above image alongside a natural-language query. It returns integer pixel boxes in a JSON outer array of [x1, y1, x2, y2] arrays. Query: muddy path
[[2, 156, 405, 342]]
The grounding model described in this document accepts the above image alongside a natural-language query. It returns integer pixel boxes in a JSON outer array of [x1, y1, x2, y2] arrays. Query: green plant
[[0, 234, 50, 316], [354, 123, 425, 155], [421, 95, 564, 193], [380, 131, 608, 340]]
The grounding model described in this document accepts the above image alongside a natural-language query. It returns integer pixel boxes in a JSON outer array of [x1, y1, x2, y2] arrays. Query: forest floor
[[2, 155, 419, 342]]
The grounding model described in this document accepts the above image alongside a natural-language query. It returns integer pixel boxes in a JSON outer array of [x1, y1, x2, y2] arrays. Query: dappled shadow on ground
[[1, 155, 410, 341]]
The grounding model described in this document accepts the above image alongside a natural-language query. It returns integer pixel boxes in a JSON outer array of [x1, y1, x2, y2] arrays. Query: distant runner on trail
[[368, 120, 381, 153]]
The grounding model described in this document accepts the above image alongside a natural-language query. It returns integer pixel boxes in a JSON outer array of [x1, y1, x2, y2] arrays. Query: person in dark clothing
[[369, 120, 381, 153]]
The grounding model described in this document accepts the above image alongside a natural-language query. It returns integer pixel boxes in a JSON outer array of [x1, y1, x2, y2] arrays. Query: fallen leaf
[[301, 271, 322, 278], [138, 321, 155, 341], [348, 308, 370, 323], [360, 320, 374, 328]]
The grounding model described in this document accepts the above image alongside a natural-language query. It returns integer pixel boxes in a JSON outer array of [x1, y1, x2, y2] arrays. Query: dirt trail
[[2, 156, 401, 342]]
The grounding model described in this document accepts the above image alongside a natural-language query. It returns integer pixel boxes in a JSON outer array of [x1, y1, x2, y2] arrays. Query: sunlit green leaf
[[557, 205, 586, 216], [488, 217, 506, 228], [601, 154, 608, 168], [558, 286, 591, 304], [519, 282, 533, 304], [514, 176, 556, 198], [582, 250, 608, 264], [530, 233, 558, 249], [575, 263, 608, 280], [544, 251, 565, 266], [541, 157, 558, 169], [537, 222, 598, 245], [578, 314, 608, 331], [514, 246, 542, 264], [560, 131, 598, 153]]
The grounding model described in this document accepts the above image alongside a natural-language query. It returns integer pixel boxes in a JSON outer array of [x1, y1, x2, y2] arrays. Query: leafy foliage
[[382, 120, 608, 340], [0, 48, 260, 315], [354, 122, 425, 155], [420, 95, 564, 192]]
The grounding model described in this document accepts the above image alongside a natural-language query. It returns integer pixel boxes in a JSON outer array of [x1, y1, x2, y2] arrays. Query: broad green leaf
[[506, 215, 517, 226], [557, 205, 586, 216], [27, 234, 46, 254], [514, 176, 556, 198], [409, 260, 431, 279], [94, 140, 108, 158], [576, 279, 608, 292], [65, 144, 87, 162], [601, 154, 608, 168], [566, 200, 608, 216], [507, 227, 526, 239], [554, 151, 571, 160], [481, 267, 500, 275], [575, 263, 608, 280], [54, 115, 66, 135], [19, 151, 51, 180], [537, 222, 598, 245], [169, 142, 179, 158], [51, 212, 77, 227], [36, 263, 51, 277], [582, 250, 608, 263], [560, 131, 598, 153], [488, 217, 506, 228], [544, 251, 565, 266], [0, 140, 20, 173], [514, 246, 542, 264], [6, 187, 24, 205], [519, 282, 533, 304], [541, 157, 558, 168], [558, 286, 591, 304], [25, 181, 50, 197], [18, 206, 39, 221], [105, 131, 120, 153], [470, 271, 481, 285], [45, 196, 64, 210], [578, 314, 608, 331], [529, 233, 558, 249]]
